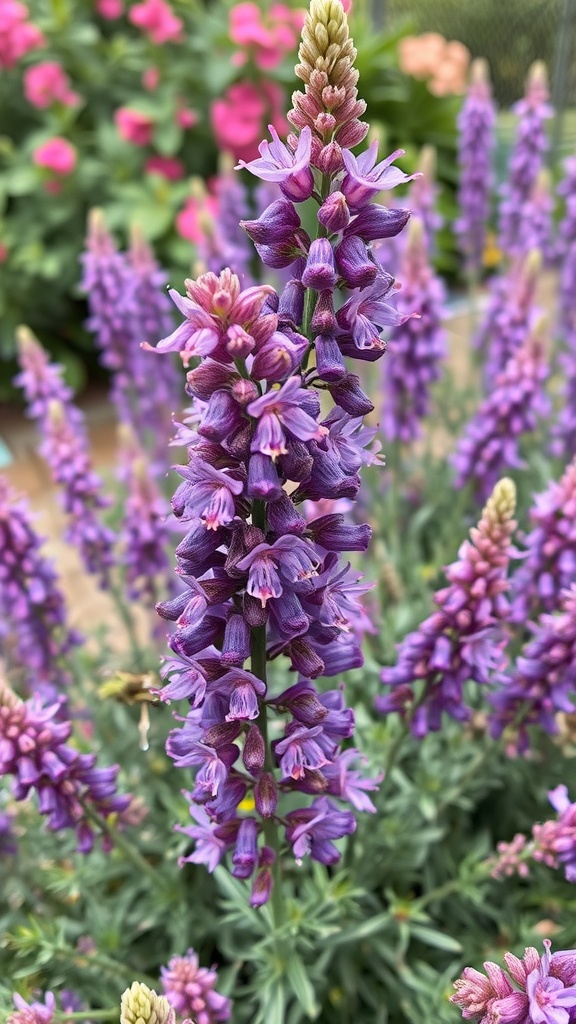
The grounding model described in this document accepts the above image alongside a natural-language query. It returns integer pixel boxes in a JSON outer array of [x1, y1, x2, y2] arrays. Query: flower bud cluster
[[456, 58, 496, 274], [498, 61, 553, 258], [151, 0, 411, 902], [452, 329, 549, 504], [490, 585, 576, 751], [120, 983, 175, 1024], [377, 479, 517, 736], [510, 457, 576, 624], [381, 216, 445, 444], [0, 477, 81, 700], [160, 948, 231, 1024], [451, 941, 576, 1023], [0, 675, 133, 852]]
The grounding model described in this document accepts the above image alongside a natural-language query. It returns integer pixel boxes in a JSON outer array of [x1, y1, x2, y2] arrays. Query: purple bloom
[[455, 59, 496, 273], [378, 479, 518, 735], [285, 796, 356, 864], [381, 216, 446, 443], [474, 250, 540, 384], [237, 125, 315, 202], [341, 144, 416, 209], [532, 785, 576, 885], [0, 477, 80, 699], [552, 158, 576, 461], [247, 376, 327, 458], [161, 947, 231, 1024], [119, 428, 173, 606], [8, 992, 56, 1024], [452, 332, 549, 504]]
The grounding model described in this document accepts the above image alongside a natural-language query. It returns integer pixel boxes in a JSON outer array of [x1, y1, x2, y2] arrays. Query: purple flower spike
[[237, 125, 315, 203], [456, 59, 496, 274]]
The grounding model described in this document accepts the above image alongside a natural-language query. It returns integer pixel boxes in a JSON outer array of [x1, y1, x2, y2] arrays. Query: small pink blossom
[[142, 65, 160, 90], [95, 0, 123, 17], [145, 155, 185, 180], [0, 0, 45, 68], [129, 0, 183, 44], [24, 61, 80, 109], [229, 2, 302, 69], [115, 107, 154, 146], [33, 137, 77, 175], [211, 80, 287, 163], [0, 242, 8, 263], [176, 103, 198, 129], [176, 194, 219, 244]]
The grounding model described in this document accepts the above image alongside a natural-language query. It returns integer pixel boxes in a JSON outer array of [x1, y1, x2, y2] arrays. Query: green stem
[[109, 583, 147, 671], [78, 798, 169, 894], [377, 720, 410, 802], [55, 1012, 116, 1021]]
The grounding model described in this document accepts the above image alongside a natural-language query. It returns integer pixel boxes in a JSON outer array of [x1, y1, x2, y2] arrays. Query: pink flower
[[210, 80, 287, 163], [145, 155, 184, 180], [0, 242, 8, 262], [115, 108, 154, 146], [142, 65, 160, 90], [33, 137, 77, 175], [176, 194, 219, 244], [24, 61, 80, 109], [129, 0, 183, 44], [0, 0, 45, 68], [229, 1, 303, 70], [176, 103, 198, 129], [95, 0, 123, 17]]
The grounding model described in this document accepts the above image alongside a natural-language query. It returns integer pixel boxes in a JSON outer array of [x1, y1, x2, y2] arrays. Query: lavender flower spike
[[381, 216, 446, 444], [489, 584, 576, 752], [552, 157, 576, 461], [0, 476, 80, 700], [456, 58, 496, 275], [451, 941, 576, 1024], [452, 321, 550, 504], [474, 248, 541, 384], [510, 456, 576, 625], [498, 61, 553, 259], [160, 948, 231, 1023], [378, 478, 517, 736]]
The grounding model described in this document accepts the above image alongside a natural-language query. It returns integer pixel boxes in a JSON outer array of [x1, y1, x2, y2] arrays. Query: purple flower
[[378, 479, 518, 735], [8, 992, 56, 1024], [119, 428, 173, 606], [285, 796, 356, 864], [161, 948, 231, 1024], [341, 144, 416, 209], [552, 158, 576, 461], [532, 785, 576, 885], [455, 59, 496, 273], [474, 250, 540, 384], [237, 125, 315, 202], [247, 376, 327, 458]]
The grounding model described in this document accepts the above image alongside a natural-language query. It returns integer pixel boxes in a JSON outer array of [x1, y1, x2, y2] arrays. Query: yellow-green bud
[[120, 982, 175, 1024]]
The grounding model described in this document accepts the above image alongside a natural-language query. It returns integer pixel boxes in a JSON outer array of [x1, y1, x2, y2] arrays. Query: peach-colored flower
[[115, 107, 155, 146], [24, 61, 80, 108], [398, 31, 470, 97], [145, 155, 184, 180], [129, 0, 183, 44], [33, 137, 77, 175]]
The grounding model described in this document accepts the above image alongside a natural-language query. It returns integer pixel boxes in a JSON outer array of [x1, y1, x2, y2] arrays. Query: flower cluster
[[498, 61, 553, 258], [151, 0, 412, 901], [377, 479, 517, 736], [510, 457, 576, 625], [533, 785, 576, 884], [160, 948, 231, 1024], [211, 80, 288, 164], [120, 983, 175, 1024], [490, 585, 576, 751], [456, 58, 496, 274], [0, 675, 133, 853], [8, 992, 56, 1024], [474, 249, 540, 385], [451, 941, 576, 1024], [128, 0, 183, 45], [0, 0, 44, 69], [0, 477, 80, 701], [518, 169, 555, 265], [397, 32, 470, 96], [15, 328, 115, 587], [81, 212, 180, 470], [229, 2, 305, 70], [381, 216, 445, 444], [453, 328, 549, 504]]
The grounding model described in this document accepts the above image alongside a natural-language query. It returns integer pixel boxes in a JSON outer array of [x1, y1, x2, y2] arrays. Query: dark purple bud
[[255, 228, 310, 270], [316, 141, 344, 175], [277, 440, 314, 482], [175, 523, 225, 574], [347, 205, 410, 242], [225, 423, 252, 461], [156, 589, 190, 622], [232, 817, 258, 879], [251, 330, 308, 382], [255, 773, 278, 817], [241, 200, 301, 244], [284, 637, 324, 678], [267, 589, 310, 640], [203, 721, 242, 747], [243, 592, 268, 628], [318, 191, 351, 232], [186, 361, 235, 401], [262, 290, 280, 315], [278, 278, 305, 328], [198, 391, 243, 443], [315, 334, 346, 382], [311, 291, 337, 336], [301, 238, 337, 291], [269, 681, 329, 725], [243, 725, 266, 776], [169, 615, 223, 658], [335, 235, 378, 289], [267, 493, 307, 536], [196, 572, 237, 605], [221, 613, 251, 667], [307, 514, 372, 552], [250, 865, 273, 907], [327, 373, 374, 415], [231, 378, 260, 407], [338, 335, 386, 361], [248, 453, 283, 501], [225, 521, 265, 574]]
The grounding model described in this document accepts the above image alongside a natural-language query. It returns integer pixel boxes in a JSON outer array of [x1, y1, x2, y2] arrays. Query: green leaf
[[286, 954, 319, 1019], [261, 981, 287, 1024], [409, 925, 462, 953], [325, 912, 392, 947]]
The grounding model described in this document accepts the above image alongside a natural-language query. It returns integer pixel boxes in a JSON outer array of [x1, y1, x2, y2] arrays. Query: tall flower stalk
[[151, 0, 413, 909], [456, 58, 496, 277]]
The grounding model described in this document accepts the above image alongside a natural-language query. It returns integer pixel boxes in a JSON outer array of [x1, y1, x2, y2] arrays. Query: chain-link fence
[[375, 0, 576, 155]]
